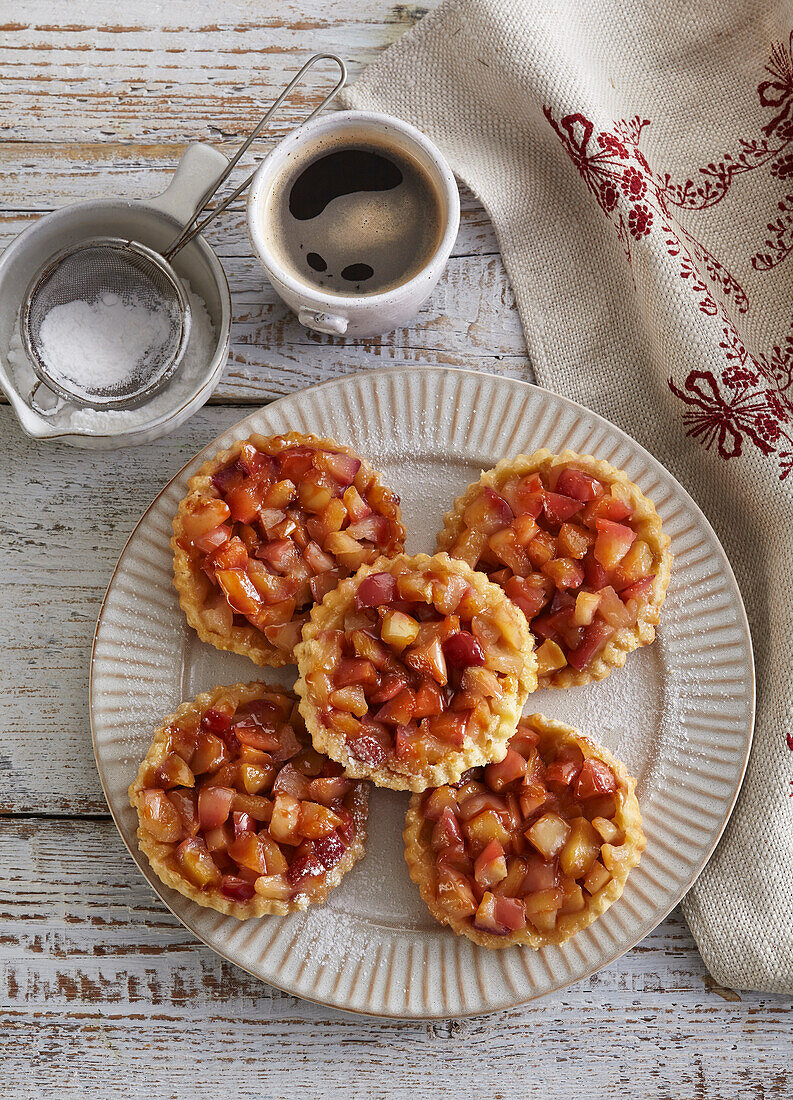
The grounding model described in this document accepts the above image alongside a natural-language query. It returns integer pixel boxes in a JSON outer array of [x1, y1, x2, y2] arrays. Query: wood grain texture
[[2, 819, 791, 1099], [1, 2, 790, 1091]]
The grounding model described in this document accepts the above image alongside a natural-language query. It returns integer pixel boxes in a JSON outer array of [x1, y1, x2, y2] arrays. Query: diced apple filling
[[134, 690, 364, 907], [417, 717, 627, 938], [310, 558, 529, 774], [178, 438, 403, 653], [445, 463, 658, 675]]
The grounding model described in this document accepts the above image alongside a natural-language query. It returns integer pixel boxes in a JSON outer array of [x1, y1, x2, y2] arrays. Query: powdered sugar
[[37, 291, 177, 394]]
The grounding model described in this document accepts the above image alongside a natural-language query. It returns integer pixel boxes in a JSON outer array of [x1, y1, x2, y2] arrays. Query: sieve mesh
[[22, 239, 189, 410]]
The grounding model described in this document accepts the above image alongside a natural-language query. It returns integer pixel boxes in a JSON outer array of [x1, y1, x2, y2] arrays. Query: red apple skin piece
[[442, 631, 485, 669], [286, 849, 325, 887], [594, 519, 637, 569], [584, 556, 610, 590], [432, 808, 465, 850], [542, 490, 582, 524], [474, 840, 508, 888], [220, 875, 256, 902], [484, 748, 528, 791], [464, 488, 514, 535], [554, 468, 603, 501], [212, 463, 243, 494], [522, 853, 558, 892], [232, 810, 257, 837], [619, 575, 655, 601], [503, 574, 552, 619], [313, 831, 346, 868], [566, 620, 616, 671], [355, 572, 399, 608], [319, 451, 361, 485], [576, 758, 618, 799], [197, 786, 235, 830], [492, 894, 527, 931], [545, 758, 582, 789]]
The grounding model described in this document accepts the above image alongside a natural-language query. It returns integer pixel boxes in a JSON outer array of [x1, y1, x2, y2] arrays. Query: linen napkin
[[343, 0, 793, 992]]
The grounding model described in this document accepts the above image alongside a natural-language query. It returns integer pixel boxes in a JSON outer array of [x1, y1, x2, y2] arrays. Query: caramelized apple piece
[[155, 752, 195, 790], [474, 839, 508, 888], [298, 801, 342, 839], [594, 518, 637, 568], [198, 786, 234, 830], [535, 638, 567, 676], [139, 789, 184, 843], [253, 873, 293, 901], [582, 860, 611, 895], [526, 812, 571, 860], [227, 832, 268, 874], [484, 748, 527, 791], [269, 793, 301, 844], [176, 837, 221, 887], [380, 609, 420, 651], [466, 809, 510, 849], [436, 868, 478, 918], [559, 818, 601, 877]]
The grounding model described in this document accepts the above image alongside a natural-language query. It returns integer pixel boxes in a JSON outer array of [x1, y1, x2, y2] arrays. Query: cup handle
[[147, 142, 229, 225], [298, 308, 348, 336]]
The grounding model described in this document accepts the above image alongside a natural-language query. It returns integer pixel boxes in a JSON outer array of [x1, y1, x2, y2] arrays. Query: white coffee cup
[[247, 110, 460, 337]]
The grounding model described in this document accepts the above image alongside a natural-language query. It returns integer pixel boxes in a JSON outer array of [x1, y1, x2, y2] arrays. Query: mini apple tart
[[129, 682, 368, 918], [404, 713, 645, 948], [437, 449, 672, 688], [295, 552, 537, 792], [173, 432, 405, 666]]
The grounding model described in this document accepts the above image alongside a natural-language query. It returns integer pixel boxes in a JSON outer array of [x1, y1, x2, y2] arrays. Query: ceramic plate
[[90, 367, 754, 1018]]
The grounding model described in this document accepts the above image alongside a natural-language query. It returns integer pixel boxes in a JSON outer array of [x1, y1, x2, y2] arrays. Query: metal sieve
[[21, 53, 347, 411]]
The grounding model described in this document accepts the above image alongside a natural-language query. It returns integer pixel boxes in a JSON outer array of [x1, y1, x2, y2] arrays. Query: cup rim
[[246, 109, 460, 307]]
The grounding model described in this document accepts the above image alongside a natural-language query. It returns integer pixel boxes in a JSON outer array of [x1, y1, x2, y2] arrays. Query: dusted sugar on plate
[[172, 431, 405, 666], [128, 682, 368, 918], [437, 449, 672, 688], [295, 552, 538, 792], [403, 713, 645, 948]]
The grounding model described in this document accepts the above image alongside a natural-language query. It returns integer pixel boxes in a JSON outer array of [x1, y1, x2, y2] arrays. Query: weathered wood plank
[[0, 0, 428, 148], [1, 818, 790, 1098]]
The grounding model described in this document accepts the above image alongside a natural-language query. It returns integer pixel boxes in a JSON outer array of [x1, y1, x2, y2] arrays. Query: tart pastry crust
[[172, 431, 405, 667], [295, 552, 538, 793], [436, 449, 672, 688], [404, 712, 645, 948], [129, 680, 368, 919]]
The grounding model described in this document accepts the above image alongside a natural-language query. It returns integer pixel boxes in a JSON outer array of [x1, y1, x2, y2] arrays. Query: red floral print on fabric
[[544, 33, 793, 480]]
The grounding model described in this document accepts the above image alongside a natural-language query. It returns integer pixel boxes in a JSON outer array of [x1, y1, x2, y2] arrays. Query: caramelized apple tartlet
[[437, 449, 672, 688], [295, 552, 538, 792], [404, 713, 644, 948], [172, 432, 405, 666], [129, 682, 368, 918]]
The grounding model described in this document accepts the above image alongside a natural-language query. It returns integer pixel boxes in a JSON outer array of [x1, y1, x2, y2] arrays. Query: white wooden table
[[1, 5, 791, 1096]]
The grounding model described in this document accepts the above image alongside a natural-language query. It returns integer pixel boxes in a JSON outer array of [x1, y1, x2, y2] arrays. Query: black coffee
[[263, 135, 445, 296]]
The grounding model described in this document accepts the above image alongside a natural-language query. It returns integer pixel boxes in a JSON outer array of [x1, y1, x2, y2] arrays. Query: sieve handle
[[163, 54, 347, 261], [149, 143, 229, 225]]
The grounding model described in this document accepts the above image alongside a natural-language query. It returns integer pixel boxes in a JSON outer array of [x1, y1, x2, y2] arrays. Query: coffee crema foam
[[262, 133, 445, 297]]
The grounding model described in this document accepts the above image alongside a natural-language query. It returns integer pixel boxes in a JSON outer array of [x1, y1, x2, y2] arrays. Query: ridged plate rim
[[90, 366, 755, 1018]]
